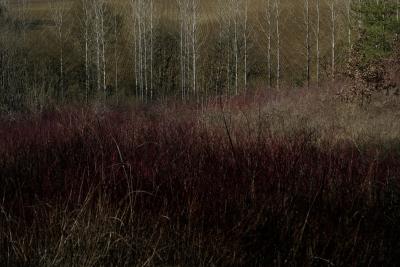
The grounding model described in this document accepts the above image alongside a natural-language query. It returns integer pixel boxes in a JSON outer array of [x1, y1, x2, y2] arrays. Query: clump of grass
[[1, 93, 399, 266]]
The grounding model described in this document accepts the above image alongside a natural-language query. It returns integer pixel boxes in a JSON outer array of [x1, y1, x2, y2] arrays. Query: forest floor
[[1, 88, 400, 266]]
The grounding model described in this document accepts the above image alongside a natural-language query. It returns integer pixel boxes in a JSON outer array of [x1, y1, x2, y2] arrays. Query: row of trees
[[0, 0, 398, 111]]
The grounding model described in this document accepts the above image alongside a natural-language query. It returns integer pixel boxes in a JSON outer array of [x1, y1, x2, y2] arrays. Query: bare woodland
[[0, 0, 385, 110]]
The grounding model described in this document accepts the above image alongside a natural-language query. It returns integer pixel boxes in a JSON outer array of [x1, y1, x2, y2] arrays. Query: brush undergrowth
[[1, 94, 400, 266]]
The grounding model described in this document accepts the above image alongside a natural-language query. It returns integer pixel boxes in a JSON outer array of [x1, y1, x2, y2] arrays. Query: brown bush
[[339, 40, 400, 104]]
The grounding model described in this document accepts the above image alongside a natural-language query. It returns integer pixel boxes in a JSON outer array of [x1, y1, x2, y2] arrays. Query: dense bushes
[[1, 100, 400, 266]]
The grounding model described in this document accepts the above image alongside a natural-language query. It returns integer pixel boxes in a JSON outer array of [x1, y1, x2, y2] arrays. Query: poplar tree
[[304, 0, 310, 88], [266, 0, 272, 88], [275, 0, 280, 89], [330, 0, 336, 82], [316, 0, 320, 87], [80, 0, 92, 103], [50, 0, 68, 99], [243, 0, 248, 91]]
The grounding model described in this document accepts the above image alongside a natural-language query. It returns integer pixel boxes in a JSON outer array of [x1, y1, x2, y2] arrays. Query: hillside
[[1, 1, 400, 265]]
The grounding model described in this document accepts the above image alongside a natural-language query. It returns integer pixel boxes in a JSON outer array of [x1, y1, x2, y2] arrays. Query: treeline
[[0, 0, 398, 111]]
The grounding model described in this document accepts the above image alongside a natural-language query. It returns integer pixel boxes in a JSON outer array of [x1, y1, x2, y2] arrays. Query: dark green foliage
[[356, 0, 400, 63]]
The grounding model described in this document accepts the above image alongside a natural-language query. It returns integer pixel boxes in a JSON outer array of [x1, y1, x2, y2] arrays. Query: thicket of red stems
[[0, 107, 399, 266]]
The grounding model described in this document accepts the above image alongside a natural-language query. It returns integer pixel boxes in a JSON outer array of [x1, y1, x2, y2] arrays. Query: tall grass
[[1, 91, 400, 266]]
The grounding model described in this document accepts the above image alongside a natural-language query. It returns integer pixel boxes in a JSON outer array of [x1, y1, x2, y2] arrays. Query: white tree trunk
[[192, 0, 197, 101], [234, 0, 239, 95], [397, 0, 399, 40], [114, 9, 119, 102], [150, 0, 154, 100], [227, 17, 231, 97], [358, 0, 362, 38], [178, 0, 184, 100], [51, 0, 65, 98], [185, 0, 190, 99], [331, 0, 336, 82], [133, 12, 138, 97], [100, 3, 106, 98], [82, 0, 90, 103], [143, 1, 148, 102], [266, 0, 272, 88], [304, 0, 310, 89], [347, 0, 352, 53], [138, 0, 143, 101], [244, 0, 248, 92], [95, 3, 101, 93], [276, 0, 280, 90], [316, 0, 320, 87]]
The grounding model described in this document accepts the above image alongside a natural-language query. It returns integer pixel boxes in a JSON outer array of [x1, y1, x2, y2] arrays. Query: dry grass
[[1, 89, 399, 266], [202, 88, 400, 146]]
